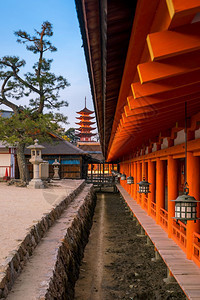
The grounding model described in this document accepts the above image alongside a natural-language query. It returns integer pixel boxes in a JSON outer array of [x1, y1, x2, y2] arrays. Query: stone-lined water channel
[[74, 191, 185, 300]]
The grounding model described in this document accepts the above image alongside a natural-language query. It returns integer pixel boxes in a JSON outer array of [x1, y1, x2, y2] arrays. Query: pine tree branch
[[1, 76, 19, 113], [12, 66, 40, 95]]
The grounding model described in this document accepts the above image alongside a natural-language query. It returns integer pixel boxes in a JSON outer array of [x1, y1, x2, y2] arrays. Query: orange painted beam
[[167, 0, 200, 28], [137, 50, 200, 84], [126, 94, 200, 117], [132, 80, 200, 103], [147, 22, 200, 61], [122, 99, 200, 123], [132, 69, 200, 99], [120, 104, 198, 129], [109, 106, 200, 157], [128, 90, 200, 111]]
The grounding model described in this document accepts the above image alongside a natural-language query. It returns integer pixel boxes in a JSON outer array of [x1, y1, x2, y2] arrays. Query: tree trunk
[[16, 143, 29, 182]]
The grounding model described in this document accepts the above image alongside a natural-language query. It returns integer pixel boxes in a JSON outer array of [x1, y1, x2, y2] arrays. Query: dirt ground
[[74, 191, 186, 300]]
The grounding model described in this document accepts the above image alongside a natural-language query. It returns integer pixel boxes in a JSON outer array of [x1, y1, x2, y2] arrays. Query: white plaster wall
[[174, 129, 185, 146], [161, 137, 168, 150], [0, 153, 11, 177], [152, 143, 157, 152], [195, 128, 200, 139]]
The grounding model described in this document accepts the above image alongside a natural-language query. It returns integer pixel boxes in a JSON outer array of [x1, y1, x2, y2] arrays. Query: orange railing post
[[168, 156, 178, 238], [148, 160, 155, 216], [156, 158, 165, 224], [136, 162, 141, 203], [133, 162, 137, 201], [186, 152, 199, 259]]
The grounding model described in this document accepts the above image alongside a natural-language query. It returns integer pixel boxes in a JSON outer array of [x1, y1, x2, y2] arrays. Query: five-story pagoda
[[76, 97, 96, 142]]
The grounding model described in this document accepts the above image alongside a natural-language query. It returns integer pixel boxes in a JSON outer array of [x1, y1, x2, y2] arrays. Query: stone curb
[[37, 185, 95, 299], [0, 180, 86, 299]]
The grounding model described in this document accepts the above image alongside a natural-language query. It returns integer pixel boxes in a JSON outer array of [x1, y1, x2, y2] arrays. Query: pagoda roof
[[76, 116, 95, 120], [76, 127, 96, 131], [76, 132, 96, 137], [75, 121, 96, 126], [76, 107, 94, 114]]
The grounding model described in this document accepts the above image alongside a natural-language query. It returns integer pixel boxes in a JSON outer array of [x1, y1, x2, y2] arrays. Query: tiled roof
[[25, 137, 87, 155]]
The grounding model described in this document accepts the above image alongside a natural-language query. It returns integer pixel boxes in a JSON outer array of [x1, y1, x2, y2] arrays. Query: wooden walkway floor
[[117, 184, 200, 300]]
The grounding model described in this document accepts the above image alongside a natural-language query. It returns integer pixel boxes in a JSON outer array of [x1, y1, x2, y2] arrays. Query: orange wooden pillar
[[133, 162, 137, 201], [131, 162, 134, 197], [136, 161, 141, 203], [148, 160, 155, 216], [167, 156, 178, 238], [186, 152, 200, 259], [156, 158, 165, 224], [141, 161, 145, 209]]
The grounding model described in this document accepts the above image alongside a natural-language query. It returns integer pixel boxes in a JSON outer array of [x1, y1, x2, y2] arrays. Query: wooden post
[[167, 156, 178, 238], [103, 162, 105, 183], [131, 162, 134, 197], [148, 160, 155, 216], [156, 158, 165, 224], [186, 152, 199, 259], [91, 164, 93, 183], [136, 162, 141, 203], [134, 162, 137, 201], [141, 161, 145, 209]]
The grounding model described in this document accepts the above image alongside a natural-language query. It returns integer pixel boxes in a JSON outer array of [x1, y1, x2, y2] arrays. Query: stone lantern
[[27, 139, 44, 189], [52, 159, 60, 180]]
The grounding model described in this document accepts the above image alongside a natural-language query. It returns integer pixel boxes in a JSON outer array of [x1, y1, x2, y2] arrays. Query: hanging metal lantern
[[171, 103, 199, 222], [137, 177, 151, 194], [115, 176, 119, 183], [121, 173, 126, 180], [127, 176, 134, 185], [172, 188, 199, 221]]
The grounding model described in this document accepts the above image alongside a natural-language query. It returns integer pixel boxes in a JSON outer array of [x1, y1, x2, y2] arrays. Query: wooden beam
[[122, 100, 200, 123], [147, 22, 200, 61], [126, 94, 200, 116], [131, 80, 200, 102], [137, 50, 200, 84], [167, 0, 200, 28], [128, 91, 200, 110], [132, 69, 200, 99]]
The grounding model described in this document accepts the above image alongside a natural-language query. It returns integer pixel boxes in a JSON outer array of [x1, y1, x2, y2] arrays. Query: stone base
[[53, 176, 60, 180], [163, 269, 176, 284], [151, 250, 161, 262], [27, 179, 44, 189]]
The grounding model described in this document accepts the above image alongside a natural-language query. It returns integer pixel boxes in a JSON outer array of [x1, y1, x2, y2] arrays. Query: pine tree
[[0, 21, 69, 182]]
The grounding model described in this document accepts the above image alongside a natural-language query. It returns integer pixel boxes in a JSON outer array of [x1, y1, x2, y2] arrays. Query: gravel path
[[0, 180, 82, 266]]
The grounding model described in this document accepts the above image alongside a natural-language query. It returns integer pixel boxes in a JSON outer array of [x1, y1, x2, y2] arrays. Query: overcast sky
[[0, 0, 94, 130]]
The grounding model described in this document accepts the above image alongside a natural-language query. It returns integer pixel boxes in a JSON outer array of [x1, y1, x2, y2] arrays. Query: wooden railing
[[160, 208, 168, 232], [192, 232, 200, 267], [151, 201, 156, 220], [172, 220, 187, 253]]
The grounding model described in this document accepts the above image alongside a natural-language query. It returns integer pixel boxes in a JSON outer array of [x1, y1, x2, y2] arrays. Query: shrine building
[[75, 0, 200, 271]]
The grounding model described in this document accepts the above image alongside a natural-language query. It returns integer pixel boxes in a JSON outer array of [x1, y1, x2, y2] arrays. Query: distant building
[[24, 133, 91, 179], [77, 141, 104, 162], [0, 111, 15, 179], [0, 142, 15, 179], [76, 97, 96, 142]]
